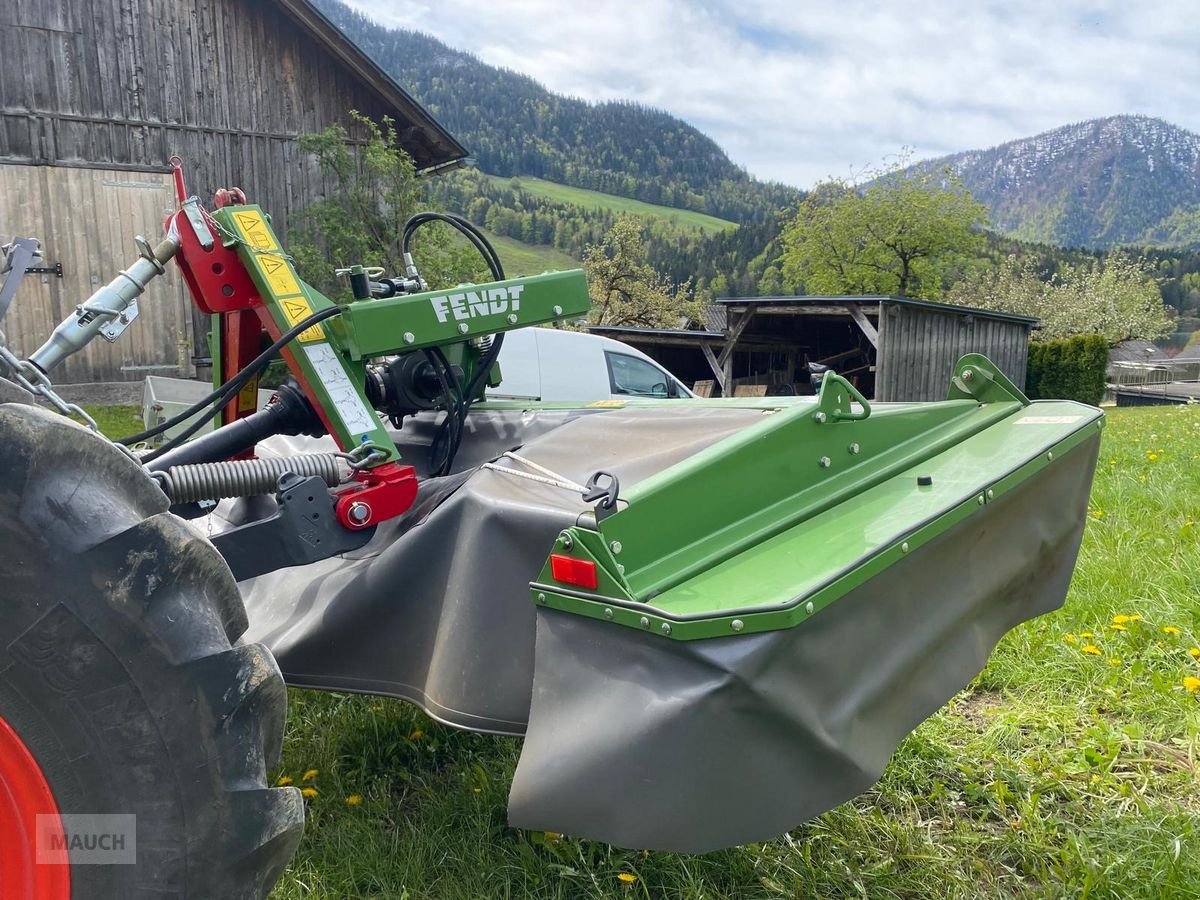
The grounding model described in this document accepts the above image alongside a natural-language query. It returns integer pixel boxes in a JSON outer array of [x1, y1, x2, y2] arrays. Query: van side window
[[604, 352, 672, 397]]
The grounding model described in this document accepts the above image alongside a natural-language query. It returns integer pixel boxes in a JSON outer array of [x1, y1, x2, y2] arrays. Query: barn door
[[0, 164, 192, 384]]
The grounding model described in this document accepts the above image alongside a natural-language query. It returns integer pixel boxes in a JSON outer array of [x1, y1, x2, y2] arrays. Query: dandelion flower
[[1064, 633, 1078, 644], [1148, 452, 1159, 461], [302, 768, 319, 782], [544, 831, 562, 842], [1184, 676, 1200, 693], [1163, 626, 1182, 635], [301, 787, 318, 799], [276, 775, 293, 786], [409, 729, 423, 740], [1189, 647, 1200, 659], [1081, 644, 1102, 656], [1109, 658, 1122, 666], [1109, 624, 1127, 632], [617, 873, 638, 884], [1112, 615, 1132, 624], [345, 794, 363, 807], [1080, 632, 1094, 638]]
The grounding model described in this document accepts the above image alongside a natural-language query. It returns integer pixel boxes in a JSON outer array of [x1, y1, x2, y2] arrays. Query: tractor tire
[[0, 404, 304, 899]]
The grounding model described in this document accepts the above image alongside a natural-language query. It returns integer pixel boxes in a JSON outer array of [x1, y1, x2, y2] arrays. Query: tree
[[946, 251, 1172, 343], [290, 112, 484, 299], [583, 215, 702, 327], [780, 160, 988, 299]]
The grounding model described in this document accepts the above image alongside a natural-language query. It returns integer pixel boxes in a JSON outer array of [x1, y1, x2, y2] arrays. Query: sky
[[341, 0, 1200, 189]]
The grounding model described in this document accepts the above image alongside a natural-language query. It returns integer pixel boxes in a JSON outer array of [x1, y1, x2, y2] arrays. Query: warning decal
[[261, 255, 301, 297], [232, 210, 278, 252], [278, 295, 327, 343]]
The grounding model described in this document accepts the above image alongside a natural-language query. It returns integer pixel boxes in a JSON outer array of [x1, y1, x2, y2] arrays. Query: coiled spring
[[153, 453, 344, 504]]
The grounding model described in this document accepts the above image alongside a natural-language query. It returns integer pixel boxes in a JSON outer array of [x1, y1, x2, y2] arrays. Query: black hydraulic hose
[[127, 306, 342, 457]]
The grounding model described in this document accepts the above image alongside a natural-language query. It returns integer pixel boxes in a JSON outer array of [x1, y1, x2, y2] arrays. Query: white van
[[490, 327, 693, 402]]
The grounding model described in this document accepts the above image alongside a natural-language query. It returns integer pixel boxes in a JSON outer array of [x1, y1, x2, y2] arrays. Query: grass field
[[483, 230, 581, 277], [87, 403, 1200, 897], [484, 175, 737, 235]]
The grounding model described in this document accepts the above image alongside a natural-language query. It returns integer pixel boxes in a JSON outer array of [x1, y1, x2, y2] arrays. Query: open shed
[[590, 295, 1036, 402]]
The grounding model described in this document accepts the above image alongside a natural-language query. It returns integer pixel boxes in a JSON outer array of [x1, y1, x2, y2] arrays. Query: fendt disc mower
[[0, 162, 1103, 897]]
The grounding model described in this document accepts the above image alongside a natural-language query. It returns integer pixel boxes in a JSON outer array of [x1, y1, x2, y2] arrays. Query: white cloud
[[342, 0, 1200, 188]]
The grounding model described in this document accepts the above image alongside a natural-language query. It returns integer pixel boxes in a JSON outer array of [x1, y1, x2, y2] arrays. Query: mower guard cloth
[[237, 406, 767, 733], [509, 437, 1099, 851]]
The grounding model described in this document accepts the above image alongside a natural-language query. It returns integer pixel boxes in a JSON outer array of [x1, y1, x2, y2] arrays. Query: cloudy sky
[[342, 0, 1200, 188]]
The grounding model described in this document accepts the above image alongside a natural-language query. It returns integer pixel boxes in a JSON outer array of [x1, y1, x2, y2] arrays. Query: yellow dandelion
[[276, 775, 293, 786], [302, 768, 319, 782], [301, 787, 318, 799], [1064, 633, 1078, 644], [1184, 676, 1200, 693], [1163, 626, 1182, 635], [1080, 632, 1094, 638], [1108, 657, 1122, 666], [1109, 624, 1127, 632], [344, 794, 363, 807], [1112, 615, 1131, 624], [1189, 647, 1200, 659], [1081, 644, 1102, 656], [543, 831, 562, 842], [1148, 452, 1159, 461], [617, 873, 638, 884], [409, 729, 423, 740]]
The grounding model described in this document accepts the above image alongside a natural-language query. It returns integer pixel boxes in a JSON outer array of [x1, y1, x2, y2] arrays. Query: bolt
[[978, 495, 986, 505], [610, 541, 622, 555], [458, 323, 469, 334], [986, 488, 994, 500], [805, 601, 814, 615], [507, 313, 518, 325], [813, 411, 827, 424], [901, 541, 910, 553], [347, 502, 371, 525], [537, 592, 547, 604], [1047, 450, 1054, 461], [553, 305, 563, 316], [403, 331, 415, 344], [639, 616, 650, 628], [604, 607, 614, 619], [617, 563, 625, 576], [730, 619, 744, 632], [963, 369, 974, 381], [558, 531, 573, 549], [848, 442, 860, 455], [661, 623, 672, 635], [818, 456, 831, 468]]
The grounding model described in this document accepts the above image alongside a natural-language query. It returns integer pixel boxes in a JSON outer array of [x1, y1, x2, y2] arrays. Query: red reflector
[[550, 554, 598, 590]]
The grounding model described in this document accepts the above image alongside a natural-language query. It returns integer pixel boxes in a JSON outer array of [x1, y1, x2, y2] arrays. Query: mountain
[[310, 0, 799, 225], [924, 115, 1200, 249]]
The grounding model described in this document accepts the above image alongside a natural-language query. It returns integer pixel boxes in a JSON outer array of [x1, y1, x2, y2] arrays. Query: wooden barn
[[591, 295, 1036, 402], [0, 0, 464, 387]]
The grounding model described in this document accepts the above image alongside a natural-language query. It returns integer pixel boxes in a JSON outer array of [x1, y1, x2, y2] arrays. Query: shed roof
[[588, 325, 725, 342], [271, 0, 468, 171], [716, 295, 1039, 327], [1110, 340, 1169, 363]]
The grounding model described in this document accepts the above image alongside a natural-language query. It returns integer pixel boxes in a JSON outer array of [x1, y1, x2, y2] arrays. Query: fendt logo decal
[[430, 284, 524, 324]]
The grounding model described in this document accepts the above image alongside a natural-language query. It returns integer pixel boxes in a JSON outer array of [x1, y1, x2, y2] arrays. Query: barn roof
[[1109, 340, 1169, 364], [271, 0, 467, 171], [716, 295, 1039, 326]]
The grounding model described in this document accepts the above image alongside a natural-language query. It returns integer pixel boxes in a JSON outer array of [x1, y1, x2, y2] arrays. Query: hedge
[[1025, 334, 1109, 406]]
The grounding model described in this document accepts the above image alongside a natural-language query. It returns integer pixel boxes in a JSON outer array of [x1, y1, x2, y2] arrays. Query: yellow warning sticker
[[279, 295, 326, 343], [232, 210, 278, 252], [260, 254, 301, 297], [237, 376, 260, 414]]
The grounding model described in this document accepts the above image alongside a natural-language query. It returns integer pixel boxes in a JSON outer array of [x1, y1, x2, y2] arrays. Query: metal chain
[[0, 327, 97, 430], [481, 451, 587, 493]]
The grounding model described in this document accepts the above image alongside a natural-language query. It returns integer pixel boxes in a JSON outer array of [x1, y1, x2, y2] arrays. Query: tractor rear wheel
[[0, 404, 304, 898]]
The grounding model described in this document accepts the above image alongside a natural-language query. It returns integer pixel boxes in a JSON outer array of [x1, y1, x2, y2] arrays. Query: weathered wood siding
[[875, 302, 1031, 402], [0, 0, 428, 382], [0, 0, 400, 226], [0, 163, 191, 383]]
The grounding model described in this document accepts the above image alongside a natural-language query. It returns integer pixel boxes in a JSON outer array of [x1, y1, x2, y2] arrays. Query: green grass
[[484, 230, 581, 277], [485, 175, 737, 234], [82, 404, 141, 437], [267, 405, 1200, 899], [84, 402, 1200, 897]]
